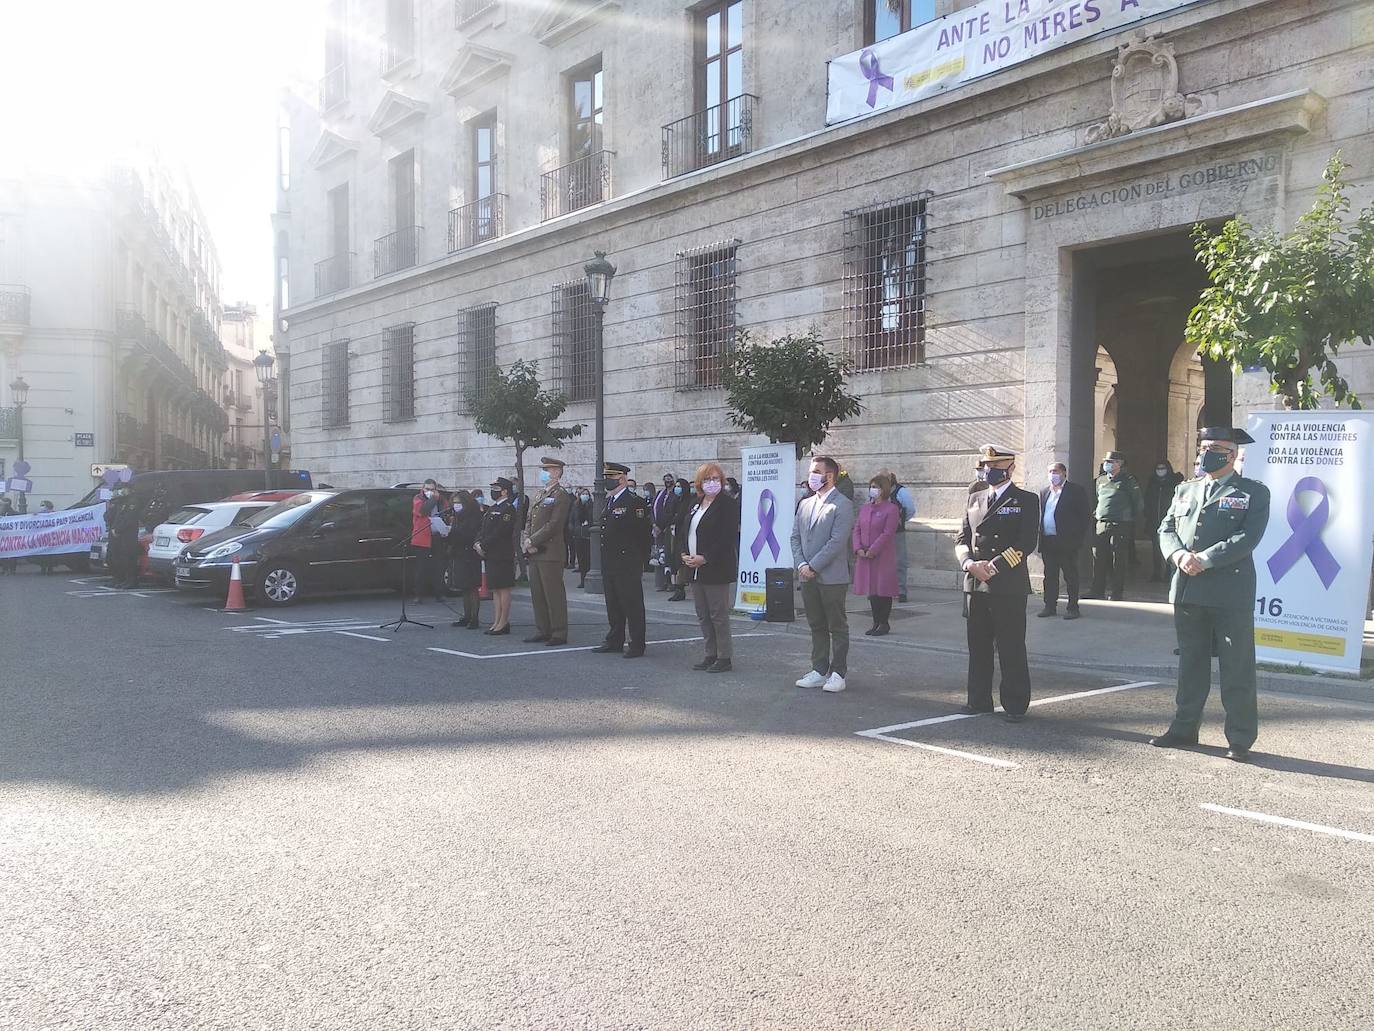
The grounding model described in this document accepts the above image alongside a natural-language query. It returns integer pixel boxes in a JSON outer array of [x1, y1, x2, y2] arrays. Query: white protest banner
[[0, 503, 108, 559], [736, 444, 797, 612], [827, 0, 1204, 125], [1247, 412, 1374, 674]]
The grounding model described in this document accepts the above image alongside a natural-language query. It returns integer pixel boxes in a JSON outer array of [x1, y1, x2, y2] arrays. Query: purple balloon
[[102, 469, 121, 486], [12, 460, 30, 478]]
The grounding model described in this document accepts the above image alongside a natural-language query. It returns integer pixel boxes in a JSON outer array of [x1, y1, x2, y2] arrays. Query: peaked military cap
[[976, 444, 1016, 465], [539, 456, 566, 469], [490, 476, 514, 493], [604, 461, 630, 475], [1198, 426, 1255, 445], [1103, 451, 1126, 462]]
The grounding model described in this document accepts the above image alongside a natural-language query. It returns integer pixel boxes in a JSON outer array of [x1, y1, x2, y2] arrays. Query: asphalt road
[[2, 570, 1372, 1030]]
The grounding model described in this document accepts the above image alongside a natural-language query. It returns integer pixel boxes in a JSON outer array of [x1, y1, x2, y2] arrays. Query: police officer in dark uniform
[[1151, 427, 1271, 761], [105, 483, 143, 588], [592, 461, 652, 658], [954, 444, 1041, 721]]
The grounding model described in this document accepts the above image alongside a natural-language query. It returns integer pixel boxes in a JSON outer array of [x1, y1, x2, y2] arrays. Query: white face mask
[[868, 487, 880, 499], [702, 479, 722, 496], [807, 472, 826, 491]]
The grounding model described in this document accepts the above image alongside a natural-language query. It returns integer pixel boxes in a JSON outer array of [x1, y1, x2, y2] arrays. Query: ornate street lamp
[[581, 251, 616, 596], [253, 350, 276, 489]]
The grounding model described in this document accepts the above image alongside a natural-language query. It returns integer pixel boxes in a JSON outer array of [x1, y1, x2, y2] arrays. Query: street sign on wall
[[74, 433, 95, 447]]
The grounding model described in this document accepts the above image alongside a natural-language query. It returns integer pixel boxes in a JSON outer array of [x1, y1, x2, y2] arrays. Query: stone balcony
[[0, 284, 30, 338]]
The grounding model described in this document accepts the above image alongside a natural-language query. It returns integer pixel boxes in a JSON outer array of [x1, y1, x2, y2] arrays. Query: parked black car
[[173, 488, 414, 605]]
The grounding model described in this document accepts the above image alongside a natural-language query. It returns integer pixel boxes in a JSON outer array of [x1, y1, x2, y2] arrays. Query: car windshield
[[166, 507, 209, 525], [240, 492, 333, 528]]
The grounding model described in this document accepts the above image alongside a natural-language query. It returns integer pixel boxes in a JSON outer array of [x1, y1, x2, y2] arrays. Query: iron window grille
[[843, 192, 930, 371], [457, 303, 498, 411], [382, 323, 417, 423], [323, 340, 351, 428], [674, 241, 740, 390], [551, 280, 597, 402], [455, 0, 499, 26]]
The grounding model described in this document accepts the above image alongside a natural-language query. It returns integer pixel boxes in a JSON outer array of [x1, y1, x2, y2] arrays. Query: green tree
[[466, 359, 584, 491], [723, 328, 864, 459], [1186, 154, 1374, 410]]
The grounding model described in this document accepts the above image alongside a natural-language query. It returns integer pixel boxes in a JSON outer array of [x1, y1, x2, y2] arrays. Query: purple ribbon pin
[[859, 49, 894, 108], [1267, 476, 1340, 589], [750, 489, 781, 561]]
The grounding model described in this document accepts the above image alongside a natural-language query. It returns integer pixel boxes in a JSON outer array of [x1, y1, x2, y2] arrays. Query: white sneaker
[[795, 670, 827, 689], [822, 673, 847, 693]]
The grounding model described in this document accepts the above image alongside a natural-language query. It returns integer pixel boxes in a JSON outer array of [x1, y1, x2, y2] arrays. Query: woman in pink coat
[[852, 474, 901, 636]]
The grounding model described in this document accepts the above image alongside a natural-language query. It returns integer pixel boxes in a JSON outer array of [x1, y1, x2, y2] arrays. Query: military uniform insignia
[[1218, 496, 1249, 510]]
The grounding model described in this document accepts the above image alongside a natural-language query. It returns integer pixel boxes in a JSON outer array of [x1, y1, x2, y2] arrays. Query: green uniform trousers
[[1169, 602, 1259, 749]]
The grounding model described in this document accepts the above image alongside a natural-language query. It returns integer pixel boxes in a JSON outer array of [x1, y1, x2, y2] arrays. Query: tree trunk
[[514, 444, 526, 498]]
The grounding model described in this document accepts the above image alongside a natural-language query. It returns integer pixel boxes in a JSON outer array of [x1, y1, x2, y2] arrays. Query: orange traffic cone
[[479, 571, 491, 600], [223, 558, 248, 611]]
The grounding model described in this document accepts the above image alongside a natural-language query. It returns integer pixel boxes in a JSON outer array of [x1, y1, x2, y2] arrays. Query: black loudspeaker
[[764, 566, 795, 622]]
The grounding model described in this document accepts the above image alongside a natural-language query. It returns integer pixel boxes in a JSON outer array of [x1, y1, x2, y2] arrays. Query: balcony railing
[[448, 195, 506, 252], [380, 32, 415, 76], [374, 227, 422, 278], [455, 0, 499, 24], [0, 406, 18, 443], [320, 63, 347, 110], [662, 94, 757, 179], [315, 253, 353, 296], [540, 151, 613, 221], [0, 284, 31, 330]]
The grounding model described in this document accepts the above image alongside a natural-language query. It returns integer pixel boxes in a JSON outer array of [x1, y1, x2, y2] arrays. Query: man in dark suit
[[1037, 461, 1092, 620], [955, 444, 1041, 721], [592, 461, 653, 658]]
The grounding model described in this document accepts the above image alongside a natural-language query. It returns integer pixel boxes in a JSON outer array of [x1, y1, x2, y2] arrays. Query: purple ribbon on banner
[[750, 489, 781, 561], [859, 49, 894, 108], [1266, 476, 1340, 589]]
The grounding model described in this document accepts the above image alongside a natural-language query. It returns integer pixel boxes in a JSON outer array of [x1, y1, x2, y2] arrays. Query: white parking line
[[862, 733, 1020, 769], [1200, 804, 1374, 844], [860, 680, 1160, 736], [335, 631, 392, 643], [428, 632, 773, 661]]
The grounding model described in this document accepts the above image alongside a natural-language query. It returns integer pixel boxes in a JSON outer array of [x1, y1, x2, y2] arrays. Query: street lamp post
[[253, 350, 276, 490], [9, 375, 28, 513], [582, 250, 616, 597]]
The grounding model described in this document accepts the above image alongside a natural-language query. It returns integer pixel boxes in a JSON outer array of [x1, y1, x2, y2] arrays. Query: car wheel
[[258, 563, 302, 606]]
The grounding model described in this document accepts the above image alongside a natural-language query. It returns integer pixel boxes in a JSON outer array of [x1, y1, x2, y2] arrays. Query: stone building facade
[[278, 0, 1374, 585], [1, 158, 231, 506], [220, 304, 275, 471]]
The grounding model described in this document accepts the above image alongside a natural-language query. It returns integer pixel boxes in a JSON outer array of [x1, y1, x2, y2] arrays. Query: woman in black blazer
[[677, 462, 740, 673]]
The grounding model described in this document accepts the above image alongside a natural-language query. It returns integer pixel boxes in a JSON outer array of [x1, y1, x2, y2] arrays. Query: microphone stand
[[380, 515, 440, 632]]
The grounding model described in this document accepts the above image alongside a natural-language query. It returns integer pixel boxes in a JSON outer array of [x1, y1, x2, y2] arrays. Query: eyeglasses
[[1197, 444, 1235, 455]]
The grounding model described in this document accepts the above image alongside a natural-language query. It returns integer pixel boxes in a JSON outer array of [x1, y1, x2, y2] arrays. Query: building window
[[323, 340, 350, 428], [382, 323, 417, 423], [697, 2, 744, 154], [382, 0, 415, 73], [865, 0, 935, 44], [322, 0, 348, 109], [377, 151, 420, 276], [674, 241, 739, 390], [473, 111, 496, 203], [569, 60, 604, 161], [551, 280, 596, 402], [843, 193, 929, 371], [316, 183, 350, 296], [457, 302, 497, 410]]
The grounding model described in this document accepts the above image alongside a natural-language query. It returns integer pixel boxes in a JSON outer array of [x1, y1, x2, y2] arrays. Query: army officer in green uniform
[[1150, 427, 1270, 761]]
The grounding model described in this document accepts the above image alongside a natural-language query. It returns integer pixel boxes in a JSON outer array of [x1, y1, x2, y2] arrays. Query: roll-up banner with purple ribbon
[[736, 444, 798, 613], [1248, 412, 1374, 675], [825, 0, 1204, 125]]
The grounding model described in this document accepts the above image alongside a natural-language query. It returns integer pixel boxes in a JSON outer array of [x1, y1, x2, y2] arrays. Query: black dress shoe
[[707, 658, 732, 673], [668, 590, 687, 602], [1002, 712, 1026, 723], [898, 594, 908, 603], [872, 623, 890, 636], [1036, 608, 1056, 618], [958, 704, 994, 715], [623, 647, 645, 659], [863, 625, 879, 636], [466, 621, 484, 630], [1225, 746, 1252, 762], [592, 642, 623, 654], [523, 634, 549, 643], [1063, 608, 1081, 620], [484, 626, 510, 636], [544, 638, 567, 647], [1149, 731, 1198, 749], [692, 656, 717, 671], [451, 619, 469, 628]]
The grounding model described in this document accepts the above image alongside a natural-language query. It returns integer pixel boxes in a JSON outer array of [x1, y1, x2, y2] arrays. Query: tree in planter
[[1186, 154, 1374, 410], [722, 328, 864, 459], [465, 359, 584, 492]]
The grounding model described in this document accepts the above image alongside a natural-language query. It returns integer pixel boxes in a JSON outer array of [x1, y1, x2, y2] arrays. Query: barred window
[[843, 193, 929, 371], [551, 280, 596, 402], [382, 323, 416, 422], [674, 240, 739, 390], [323, 339, 350, 428], [458, 302, 498, 411]]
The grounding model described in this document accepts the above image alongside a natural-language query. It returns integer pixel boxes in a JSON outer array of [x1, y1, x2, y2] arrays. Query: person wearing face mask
[[408, 479, 448, 606], [448, 490, 486, 630], [679, 462, 740, 673], [955, 445, 1040, 721], [1088, 451, 1144, 602], [1144, 460, 1185, 583], [1037, 462, 1092, 619], [1151, 428, 1270, 762], [569, 486, 594, 588], [652, 472, 680, 592], [522, 457, 574, 646], [475, 477, 517, 634], [852, 474, 900, 636], [593, 461, 653, 658], [666, 477, 693, 602], [791, 455, 857, 693]]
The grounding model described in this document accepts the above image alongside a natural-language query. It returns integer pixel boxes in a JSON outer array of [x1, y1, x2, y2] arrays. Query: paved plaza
[[2, 570, 1372, 1030]]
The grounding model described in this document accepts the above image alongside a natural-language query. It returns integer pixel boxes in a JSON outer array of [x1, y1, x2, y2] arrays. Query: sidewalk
[[586, 572, 1374, 704]]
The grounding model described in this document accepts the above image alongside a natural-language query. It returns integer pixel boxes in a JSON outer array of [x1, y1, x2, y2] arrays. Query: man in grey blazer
[[791, 455, 857, 692]]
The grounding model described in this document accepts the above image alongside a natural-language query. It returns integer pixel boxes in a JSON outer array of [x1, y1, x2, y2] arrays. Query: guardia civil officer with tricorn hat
[[954, 444, 1041, 721], [1151, 427, 1270, 761]]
